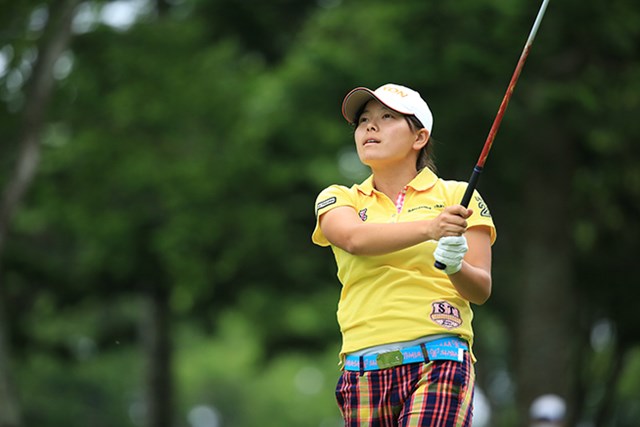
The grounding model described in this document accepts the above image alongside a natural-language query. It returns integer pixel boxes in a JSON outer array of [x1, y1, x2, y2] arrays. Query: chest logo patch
[[430, 301, 463, 330], [358, 208, 368, 222]]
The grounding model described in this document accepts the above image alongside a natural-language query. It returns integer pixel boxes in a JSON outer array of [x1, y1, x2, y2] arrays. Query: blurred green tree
[[1, 0, 639, 426], [0, 1, 80, 426]]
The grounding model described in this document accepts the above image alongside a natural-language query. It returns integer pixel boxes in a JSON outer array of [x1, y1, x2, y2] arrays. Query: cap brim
[[341, 87, 377, 124], [342, 86, 418, 125]]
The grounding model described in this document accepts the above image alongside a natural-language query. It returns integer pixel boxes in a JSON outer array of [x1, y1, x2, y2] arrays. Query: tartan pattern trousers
[[336, 353, 475, 427]]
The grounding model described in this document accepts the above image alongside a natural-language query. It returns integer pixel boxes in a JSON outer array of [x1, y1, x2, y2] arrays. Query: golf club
[[435, 0, 551, 270]]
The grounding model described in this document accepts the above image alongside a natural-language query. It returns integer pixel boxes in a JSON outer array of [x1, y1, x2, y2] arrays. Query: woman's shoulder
[[435, 176, 467, 188], [317, 175, 373, 198], [316, 183, 354, 198], [314, 184, 358, 215], [434, 177, 492, 209], [433, 177, 469, 197]]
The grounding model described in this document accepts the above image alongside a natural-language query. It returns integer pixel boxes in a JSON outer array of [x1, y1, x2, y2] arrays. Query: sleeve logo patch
[[316, 197, 337, 211], [474, 195, 491, 218]]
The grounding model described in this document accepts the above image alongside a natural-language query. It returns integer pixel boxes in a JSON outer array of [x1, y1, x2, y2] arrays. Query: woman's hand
[[434, 235, 468, 275], [428, 205, 473, 240]]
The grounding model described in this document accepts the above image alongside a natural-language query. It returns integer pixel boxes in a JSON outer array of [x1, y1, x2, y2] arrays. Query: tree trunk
[[0, 301, 20, 427], [515, 125, 576, 425], [0, 1, 79, 425], [593, 342, 627, 427], [567, 302, 592, 427], [141, 286, 173, 427]]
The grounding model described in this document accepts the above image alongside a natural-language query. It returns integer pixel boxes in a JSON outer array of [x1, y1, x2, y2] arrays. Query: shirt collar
[[355, 168, 439, 196], [408, 168, 439, 191], [356, 175, 376, 196]]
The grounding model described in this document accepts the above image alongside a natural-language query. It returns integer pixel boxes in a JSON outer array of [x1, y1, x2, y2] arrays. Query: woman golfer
[[312, 83, 496, 426]]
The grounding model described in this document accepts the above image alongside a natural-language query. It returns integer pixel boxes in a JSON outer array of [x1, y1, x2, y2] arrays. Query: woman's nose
[[367, 121, 377, 132]]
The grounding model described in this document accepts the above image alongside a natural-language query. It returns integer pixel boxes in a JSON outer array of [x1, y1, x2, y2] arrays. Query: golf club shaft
[[435, 0, 550, 270], [462, 0, 549, 206]]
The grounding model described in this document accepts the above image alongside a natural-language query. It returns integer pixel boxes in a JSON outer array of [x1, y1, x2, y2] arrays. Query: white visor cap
[[341, 83, 433, 133]]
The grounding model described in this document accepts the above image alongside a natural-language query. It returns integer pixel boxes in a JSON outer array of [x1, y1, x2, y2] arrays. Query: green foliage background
[[1, 0, 640, 426]]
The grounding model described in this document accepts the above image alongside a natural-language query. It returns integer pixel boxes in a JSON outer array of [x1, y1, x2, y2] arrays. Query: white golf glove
[[434, 235, 468, 275]]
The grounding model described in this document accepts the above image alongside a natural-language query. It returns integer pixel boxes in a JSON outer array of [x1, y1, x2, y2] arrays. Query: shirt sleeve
[[448, 182, 497, 245], [311, 185, 355, 247], [466, 189, 497, 245]]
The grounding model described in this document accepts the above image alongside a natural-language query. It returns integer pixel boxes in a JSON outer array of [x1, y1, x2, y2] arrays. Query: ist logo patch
[[430, 301, 463, 330]]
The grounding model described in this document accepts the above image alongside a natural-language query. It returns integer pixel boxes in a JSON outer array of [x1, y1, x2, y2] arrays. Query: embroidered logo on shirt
[[407, 206, 431, 213], [475, 195, 491, 218], [316, 197, 336, 212], [358, 208, 368, 222], [430, 301, 463, 330]]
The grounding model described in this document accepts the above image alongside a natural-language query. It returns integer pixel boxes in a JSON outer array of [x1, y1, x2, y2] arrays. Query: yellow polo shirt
[[312, 168, 496, 358]]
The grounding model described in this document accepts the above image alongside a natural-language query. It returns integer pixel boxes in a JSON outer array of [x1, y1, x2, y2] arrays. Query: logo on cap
[[380, 85, 409, 98]]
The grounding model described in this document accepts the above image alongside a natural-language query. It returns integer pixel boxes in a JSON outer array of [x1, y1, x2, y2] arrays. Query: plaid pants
[[335, 353, 475, 427]]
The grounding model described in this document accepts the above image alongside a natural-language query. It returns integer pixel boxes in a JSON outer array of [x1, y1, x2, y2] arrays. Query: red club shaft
[[459, 0, 550, 208], [435, 0, 550, 271]]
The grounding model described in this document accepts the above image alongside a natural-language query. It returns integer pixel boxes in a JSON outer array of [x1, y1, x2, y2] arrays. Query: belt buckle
[[376, 350, 404, 369]]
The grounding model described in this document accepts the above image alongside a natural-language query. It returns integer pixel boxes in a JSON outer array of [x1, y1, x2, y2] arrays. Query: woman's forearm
[[448, 228, 493, 305], [339, 220, 434, 255], [320, 205, 471, 256], [449, 262, 492, 305]]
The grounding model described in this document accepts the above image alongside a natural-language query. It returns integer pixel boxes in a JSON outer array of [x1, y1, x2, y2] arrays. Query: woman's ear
[[413, 129, 430, 150]]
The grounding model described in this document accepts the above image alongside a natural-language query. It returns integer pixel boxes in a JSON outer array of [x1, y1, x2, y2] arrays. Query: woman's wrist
[[423, 220, 436, 241]]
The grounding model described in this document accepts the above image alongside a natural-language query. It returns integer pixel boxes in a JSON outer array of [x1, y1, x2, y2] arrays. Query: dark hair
[[352, 105, 436, 173]]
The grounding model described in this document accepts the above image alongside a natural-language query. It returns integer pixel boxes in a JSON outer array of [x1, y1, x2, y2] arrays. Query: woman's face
[[354, 99, 424, 169]]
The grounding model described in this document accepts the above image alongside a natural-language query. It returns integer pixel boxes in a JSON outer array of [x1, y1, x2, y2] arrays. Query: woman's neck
[[372, 166, 418, 200]]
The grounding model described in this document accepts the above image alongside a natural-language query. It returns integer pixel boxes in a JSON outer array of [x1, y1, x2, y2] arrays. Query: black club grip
[[433, 166, 483, 271]]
